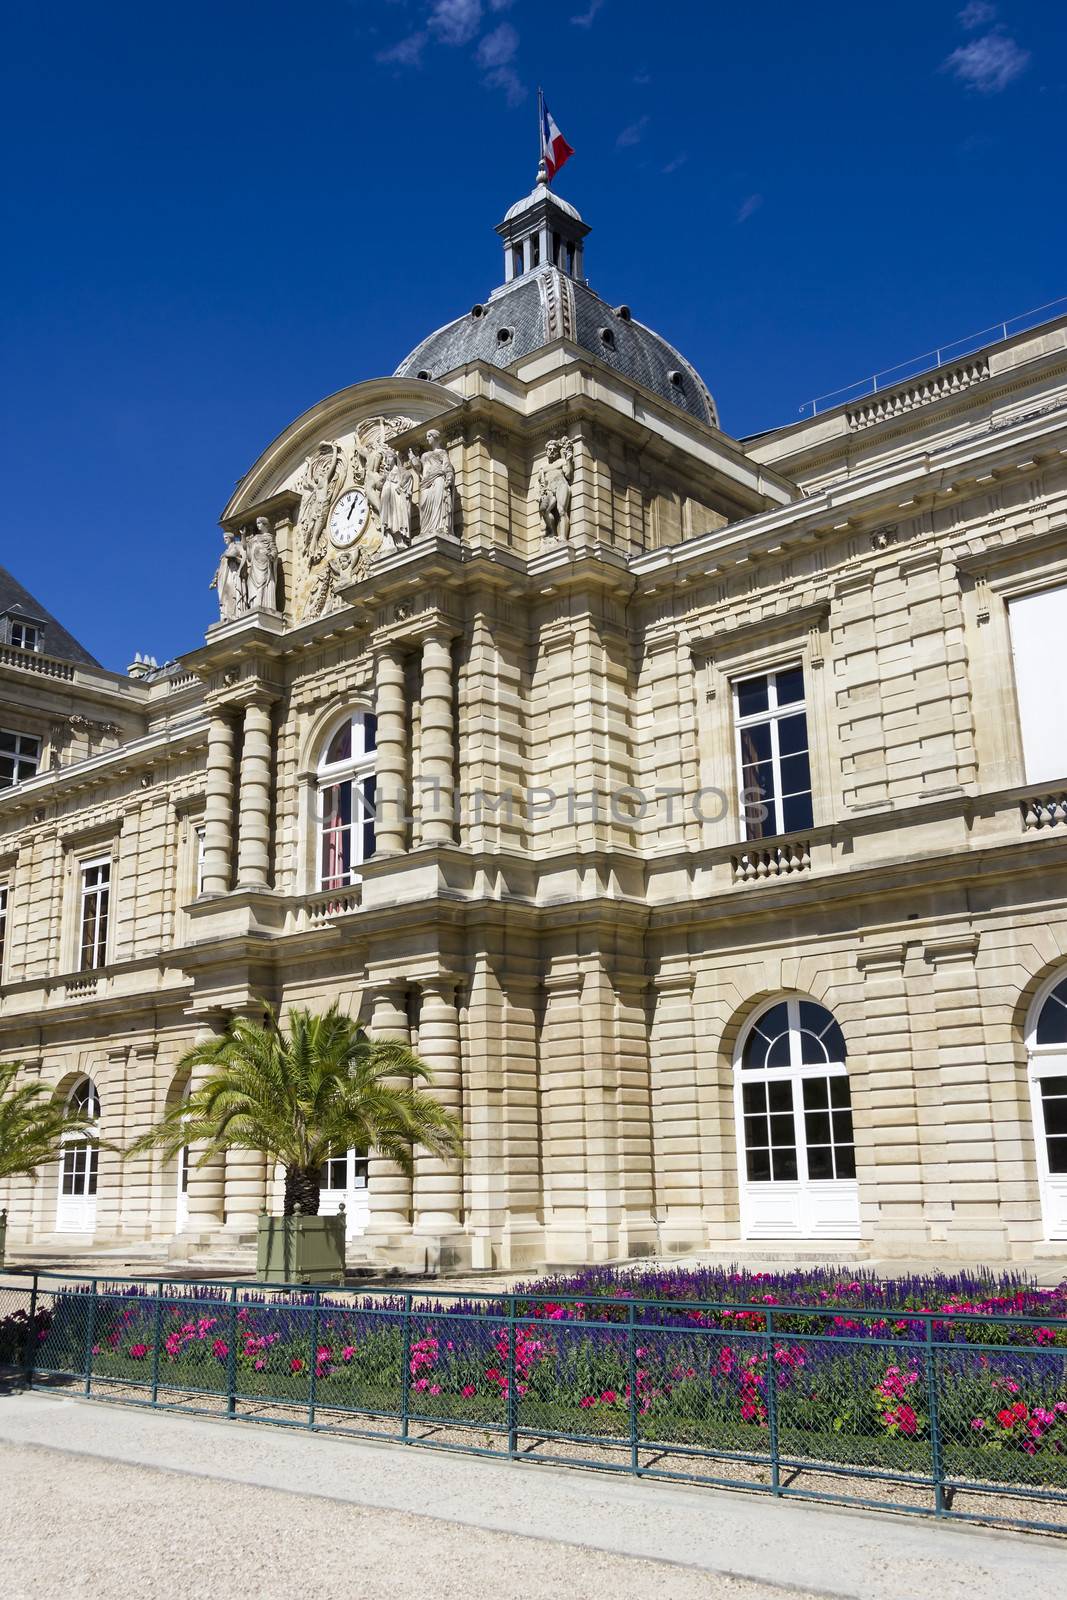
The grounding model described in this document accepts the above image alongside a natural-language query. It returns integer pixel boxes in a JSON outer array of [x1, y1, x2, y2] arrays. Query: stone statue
[[245, 517, 280, 611], [409, 429, 455, 540], [210, 529, 247, 621], [295, 440, 345, 564], [537, 437, 575, 543], [308, 548, 358, 617], [377, 447, 415, 549]]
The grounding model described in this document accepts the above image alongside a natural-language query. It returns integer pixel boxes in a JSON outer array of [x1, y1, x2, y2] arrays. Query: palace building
[[2, 170, 1067, 1271]]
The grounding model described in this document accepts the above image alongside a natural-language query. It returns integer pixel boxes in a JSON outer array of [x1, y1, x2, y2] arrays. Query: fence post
[[150, 1283, 164, 1406], [628, 1300, 639, 1475], [307, 1293, 320, 1430], [925, 1315, 946, 1514], [225, 1285, 238, 1418], [400, 1292, 413, 1443], [506, 1296, 518, 1458], [765, 1308, 781, 1496], [24, 1274, 39, 1388], [83, 1280, 98, 1397]]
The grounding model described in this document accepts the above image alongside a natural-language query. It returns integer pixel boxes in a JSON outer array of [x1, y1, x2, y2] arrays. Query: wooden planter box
[[256, 1213, 345, 1286]]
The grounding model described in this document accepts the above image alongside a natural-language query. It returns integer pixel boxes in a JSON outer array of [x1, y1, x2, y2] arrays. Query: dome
[[395, 268, 718, 427], [393, 176, 719, 428]]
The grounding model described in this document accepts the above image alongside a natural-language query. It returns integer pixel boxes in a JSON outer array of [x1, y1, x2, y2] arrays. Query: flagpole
[[537, 85, 547, 185]]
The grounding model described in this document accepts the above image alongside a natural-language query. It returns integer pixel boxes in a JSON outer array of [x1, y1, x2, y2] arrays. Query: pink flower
[[342, 1346, 356, 1362], [600, 1390, 618, 1404], [429, 1384, 442, 1396], [971, 1418, 986, 1431], [254, 1359, 266, 1371], [212, 1339, 229, 1360], [413, 1377, 430, 1391], [290, 1358, 304, 1373], [461, 1384, 477, 1398], [129, 1344, 149, 1360], [579, 1396, 596, 1408]]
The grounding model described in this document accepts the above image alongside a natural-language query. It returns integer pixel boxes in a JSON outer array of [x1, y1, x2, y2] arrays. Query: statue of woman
[[245, 517, 279, 611], [537, 437, 574, 543], [409, 429, 455, 540], [210, 529, 246, 621], [378, 447, 414, 549]]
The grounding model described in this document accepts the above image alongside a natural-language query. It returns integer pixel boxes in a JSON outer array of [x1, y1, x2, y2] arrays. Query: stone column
[[235, 698, 274, 888], [419, 631, 455, 847], [202, 713, 236, 894], [373, 646, 408, 856], [184, 1018, 226, 1230], [413, 978, 463, 1232], [367, 985, 413, 1234]]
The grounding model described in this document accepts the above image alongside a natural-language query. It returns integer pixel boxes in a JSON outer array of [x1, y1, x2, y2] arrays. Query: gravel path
[[0, 1439, 795, 1600]]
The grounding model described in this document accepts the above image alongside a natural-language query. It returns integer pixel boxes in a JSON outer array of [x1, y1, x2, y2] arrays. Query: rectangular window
[[8, 621, 42, 651], [733, 663, 813, 841], [1009, 585, 1067, 784], [320, 775, 376, 890], [79, 859, 110, 971], [0, 730, 40, 789], [195, 825, 207, 896], [0, 884, 7, 976]]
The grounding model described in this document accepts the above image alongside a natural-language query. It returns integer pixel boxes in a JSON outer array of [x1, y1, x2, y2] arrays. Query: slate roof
[[395, 265, 718, 428], [0, 565, 100, 667]]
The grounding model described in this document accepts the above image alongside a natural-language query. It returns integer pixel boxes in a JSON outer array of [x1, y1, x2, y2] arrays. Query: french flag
[[540, 98, 574, 183]]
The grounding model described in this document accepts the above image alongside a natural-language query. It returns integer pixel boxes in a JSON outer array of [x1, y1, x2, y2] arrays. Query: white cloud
[[571, 0, 605, 25], [616, 114, 649, 148], [737, 193, 763, 224], [662, 153, 687, 175], [958, 1, 997, 27], [376, 30, 429, 66], [943, 30, 1030, 93], [477, 21, 525, 103], [428, 0, 482, 46]]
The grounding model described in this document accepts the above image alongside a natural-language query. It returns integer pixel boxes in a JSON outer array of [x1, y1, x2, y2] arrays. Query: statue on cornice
[[296, 439, 345, 564], [537, 437, 575, 543], [245, 517, 280, 611], [210, 529, 247, 621], [409, 429, 455, 540]]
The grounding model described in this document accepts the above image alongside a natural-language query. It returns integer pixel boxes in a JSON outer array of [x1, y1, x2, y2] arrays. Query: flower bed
[[8, 1265, 1067, 1496]]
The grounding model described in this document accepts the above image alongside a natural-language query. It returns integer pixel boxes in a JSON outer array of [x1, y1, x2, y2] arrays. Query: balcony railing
[[732, 838, 812, 883]]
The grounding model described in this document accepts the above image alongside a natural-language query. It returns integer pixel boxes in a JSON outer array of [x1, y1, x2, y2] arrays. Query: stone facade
[[3, 183, 1067, 1269]]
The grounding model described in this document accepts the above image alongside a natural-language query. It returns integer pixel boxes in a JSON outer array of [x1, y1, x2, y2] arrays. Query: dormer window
[[9, 621, 42, 651]]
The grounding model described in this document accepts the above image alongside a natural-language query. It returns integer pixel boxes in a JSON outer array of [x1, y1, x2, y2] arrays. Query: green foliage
[[127, 1004, 463, 1214], [0, 1060, 99, 1182]]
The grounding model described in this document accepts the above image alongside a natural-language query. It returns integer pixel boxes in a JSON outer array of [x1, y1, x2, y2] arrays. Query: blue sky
[[2, 1, 1063, 669]]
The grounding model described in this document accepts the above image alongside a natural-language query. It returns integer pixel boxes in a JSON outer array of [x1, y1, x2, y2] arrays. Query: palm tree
[[0, 1060, 100, 1183], [128, 1004, 463, 1215]]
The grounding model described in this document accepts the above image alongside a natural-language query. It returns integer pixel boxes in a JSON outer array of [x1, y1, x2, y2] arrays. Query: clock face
[[328, 489, 369, 548]]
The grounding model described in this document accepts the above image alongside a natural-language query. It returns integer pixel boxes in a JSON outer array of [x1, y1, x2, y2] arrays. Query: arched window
[[1026, 974, 1067, 1239], [317, 711, 377, 890], [734, 998, 859, 1239], [56, 1077, 100, 1233]]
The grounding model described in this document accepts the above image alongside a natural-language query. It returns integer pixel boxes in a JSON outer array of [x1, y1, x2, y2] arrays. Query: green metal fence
[[2, 1268, 1066, 1533]]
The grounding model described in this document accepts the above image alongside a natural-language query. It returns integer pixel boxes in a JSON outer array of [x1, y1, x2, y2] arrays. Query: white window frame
[[78, 856, 111, 972], [57, 1077, 101, 1232], [1025, 969, 1067, 1240], [1007, 584, 1067, 785], [194, 824, 207, 897], [316, 711, 377, 891], [731, 662, 813, 842], [0, 883, 7, 979], [8, 620, 43, 652], [0, 728, 41, 789]]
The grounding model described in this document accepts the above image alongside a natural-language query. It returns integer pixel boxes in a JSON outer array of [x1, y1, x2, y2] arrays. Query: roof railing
[[798, 295, 1067, 420]]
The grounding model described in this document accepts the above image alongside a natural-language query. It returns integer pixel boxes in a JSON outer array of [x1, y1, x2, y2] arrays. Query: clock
[[328, 489, 370, 548]]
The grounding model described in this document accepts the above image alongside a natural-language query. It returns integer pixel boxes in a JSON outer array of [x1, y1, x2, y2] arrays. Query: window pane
[[742, 1081, 766, 1114], [744, 1114, 768, 1149], [775, 666, 805, 705], [805, 1111, 832, 1145], [777, 713, 808, 757], [1039, 1076, 1067, 1098], [781, 791, 813, 834], [363, 714, 377, 753], [1047, 1136, 1067, 1175], [747, 1146, 772, 1181], [779, 752, 811, 796], [767, 1077, 792, 1112], [807, 1145, 833, 1180], [361, 774, 377, 860], [802, 1075, 829, 1109], [736, 676, 769, 718], [772, 1147, 798, 1181], [800, 1031, 828, 1065], [1042, 1093, 1067, 1137], [832, 1108, 855, 1143], [836, 1146, 856, 1180], [1037, 982, 1067, 1045], [829, 1073, 851, 1106], [326, 721, 352, 765], [740, 722, 773, 764], [769, 1112, 795, 1148]]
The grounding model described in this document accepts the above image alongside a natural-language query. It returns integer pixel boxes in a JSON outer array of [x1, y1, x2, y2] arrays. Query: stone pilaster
[[184, 1017, 226, 1230], [366, 984, 413, 1234], [202, 713, 236, 894], [418, 631, 456, 847], [373, 646, 408, 856], [235, 697, 274, 888], [413, 977, 463, 1233]]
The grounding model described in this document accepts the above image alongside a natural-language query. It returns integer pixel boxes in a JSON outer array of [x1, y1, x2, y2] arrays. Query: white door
[[735, 999, 861, 1240], [56, 1078, 100, 1234], [176, 1143, 190, 1233], [318, 1149, 370, 1238]]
